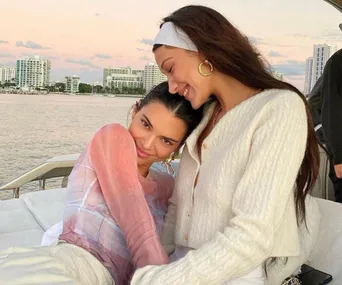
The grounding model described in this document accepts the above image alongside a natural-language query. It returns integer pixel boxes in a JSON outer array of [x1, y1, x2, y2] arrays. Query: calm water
[[0, 93, 137, 199]]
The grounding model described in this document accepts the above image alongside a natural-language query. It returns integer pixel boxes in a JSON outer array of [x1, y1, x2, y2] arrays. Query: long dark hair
[[136, 81, 203, 144], [153, 5, 319, 225]]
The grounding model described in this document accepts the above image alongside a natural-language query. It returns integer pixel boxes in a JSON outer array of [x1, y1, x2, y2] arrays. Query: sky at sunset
[[0, 0, 341, 90]]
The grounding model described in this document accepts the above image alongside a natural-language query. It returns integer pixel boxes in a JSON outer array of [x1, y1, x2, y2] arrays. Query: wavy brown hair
[[153, 5, 320, 225]]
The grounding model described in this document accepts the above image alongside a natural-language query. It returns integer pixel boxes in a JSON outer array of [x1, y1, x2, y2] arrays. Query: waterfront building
[[143, 63, 167, 93], [65, 75, 80, 93], [16, 56, 51, 88], [0, 67, 16, 84], [103, 67, 144, 90]]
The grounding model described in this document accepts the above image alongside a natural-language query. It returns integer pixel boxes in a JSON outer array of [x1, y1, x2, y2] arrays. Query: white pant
[[226, 266, 264, 285], [0, 242, 114, 285], [41, 221, 63, 246], [170, 246, 264, 285]]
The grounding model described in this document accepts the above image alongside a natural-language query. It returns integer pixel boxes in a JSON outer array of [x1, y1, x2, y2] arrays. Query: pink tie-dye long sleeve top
[[59, 124, 174, 284]]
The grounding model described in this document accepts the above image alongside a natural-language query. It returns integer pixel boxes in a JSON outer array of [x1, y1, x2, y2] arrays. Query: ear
[[198, 52, 207, 61], [132, 100, 141, 120], [131, 105, 138, 120]]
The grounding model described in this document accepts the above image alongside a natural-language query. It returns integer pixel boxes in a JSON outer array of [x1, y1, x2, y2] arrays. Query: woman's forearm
[[88, 124, 169, 267]]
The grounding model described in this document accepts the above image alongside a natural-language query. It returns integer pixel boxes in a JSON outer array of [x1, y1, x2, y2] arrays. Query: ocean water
[[0, 93, 137, 199]]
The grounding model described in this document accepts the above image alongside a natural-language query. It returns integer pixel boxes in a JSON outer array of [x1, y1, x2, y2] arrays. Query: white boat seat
[[308, 198, 342, 284], [19, 188, 66, 231], [0, 198, 44, 251], [0, 159, 341, 284]]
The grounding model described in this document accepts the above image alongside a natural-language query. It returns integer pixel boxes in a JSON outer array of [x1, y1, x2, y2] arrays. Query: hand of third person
[[334, 163, 342, 178]]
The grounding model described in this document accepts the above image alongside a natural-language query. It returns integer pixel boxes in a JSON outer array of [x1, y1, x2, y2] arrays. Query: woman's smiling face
[[154, 46, 215, 110], [128, 101, 187, 168]]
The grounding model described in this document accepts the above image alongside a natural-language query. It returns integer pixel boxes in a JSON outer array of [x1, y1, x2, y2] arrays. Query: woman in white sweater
[[131, 5, 321, 285]]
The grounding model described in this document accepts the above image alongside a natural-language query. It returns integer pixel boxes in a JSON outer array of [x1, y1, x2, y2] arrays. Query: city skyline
[[304, 44, 337, 94], [0, 56, 167, 95], [0, 0, 341, 91]]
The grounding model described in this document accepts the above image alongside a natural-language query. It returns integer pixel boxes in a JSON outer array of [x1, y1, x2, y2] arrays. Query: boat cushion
[[0, 198, 44, 250], [20, 188, 66, 231], [308, 198, 342, 284]]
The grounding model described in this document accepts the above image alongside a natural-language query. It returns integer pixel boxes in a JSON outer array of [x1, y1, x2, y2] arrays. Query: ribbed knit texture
[[131, 89, 321, 285]]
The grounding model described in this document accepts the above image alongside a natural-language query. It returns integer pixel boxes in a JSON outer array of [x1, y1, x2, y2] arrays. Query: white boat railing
[[0, 154, 79, 198], [0, 145, 334, 201]]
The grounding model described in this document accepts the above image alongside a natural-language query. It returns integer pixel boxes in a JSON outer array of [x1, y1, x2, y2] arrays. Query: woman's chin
[[137, 156, 157, 167], [187, 93, 205, 110], [137, 156, 147, 165], [190, 99, 202, 110]]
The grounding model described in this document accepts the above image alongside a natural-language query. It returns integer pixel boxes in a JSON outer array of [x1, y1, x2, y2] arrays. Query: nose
[[168, 77, 178, 94], [142, 133, 155, 150]]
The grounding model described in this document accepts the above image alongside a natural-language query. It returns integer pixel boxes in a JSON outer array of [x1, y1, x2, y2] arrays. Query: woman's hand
[[334, 163, 342, 178]]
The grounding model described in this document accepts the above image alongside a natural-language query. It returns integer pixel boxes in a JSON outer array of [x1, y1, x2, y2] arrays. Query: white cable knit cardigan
[[131, 89, 321, 285]]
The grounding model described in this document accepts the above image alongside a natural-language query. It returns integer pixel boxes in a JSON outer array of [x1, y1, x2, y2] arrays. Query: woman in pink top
[[0, 82, 203, 285]]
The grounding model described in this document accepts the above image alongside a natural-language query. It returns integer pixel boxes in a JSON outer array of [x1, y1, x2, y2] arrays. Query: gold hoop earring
[[198, 60, 214, 77]]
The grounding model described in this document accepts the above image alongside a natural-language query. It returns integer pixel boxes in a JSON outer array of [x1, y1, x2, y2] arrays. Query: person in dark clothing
[[308, 76, 325, 143], [308, 49, 342, 202]]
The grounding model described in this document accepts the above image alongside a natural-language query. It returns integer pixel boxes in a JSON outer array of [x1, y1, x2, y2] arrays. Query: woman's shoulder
[[249, 89, 307, 131], [258, 89, 305, 110], [96, 123, 127, 134], [93, 123, 132, 141], [233, 89, 307, 123]]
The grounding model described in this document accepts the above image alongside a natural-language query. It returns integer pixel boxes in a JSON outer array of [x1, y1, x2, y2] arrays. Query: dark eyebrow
[[161, 57, 172, 70], [142, 114, 153, 128]]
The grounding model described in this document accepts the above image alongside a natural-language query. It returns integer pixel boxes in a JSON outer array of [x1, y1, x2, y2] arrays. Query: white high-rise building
[[0, 67, 16, 84], [143, 63, 167, 93], [65, 75, 80, 93], [304, 57, 313, 95], [103, 67, 144, 90], [16, 56, 51, 88], [309, 44, 337, 92]]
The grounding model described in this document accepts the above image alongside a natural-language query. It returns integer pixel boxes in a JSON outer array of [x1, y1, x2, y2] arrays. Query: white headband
[[153, 22, 198, 52]]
